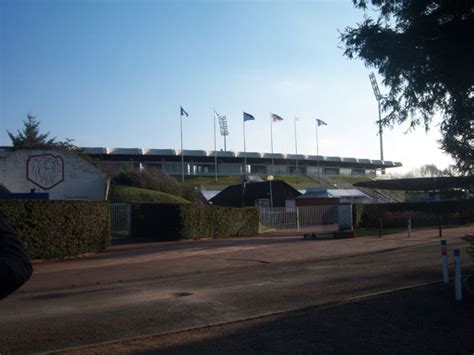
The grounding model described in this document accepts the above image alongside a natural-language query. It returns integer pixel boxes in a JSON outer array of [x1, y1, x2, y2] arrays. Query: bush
[[354, 200, 474, 229], [112, 168, 201, 203], [131, 204, 259, 241], [109, 184, 190, 204], [0, 200, 110, 259]]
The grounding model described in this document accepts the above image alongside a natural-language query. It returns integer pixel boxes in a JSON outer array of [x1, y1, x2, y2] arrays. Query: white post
[[180, 112, 184, 182], [269, 117, 274, 208], [213, 109, 217, 182], [407, 216, 412, 237], [441, 240, 449, 285], [315, 121, 320, 179], [454, 249, 462, 301], [294, 117, 298, 175], [243, 116, 247, 177]]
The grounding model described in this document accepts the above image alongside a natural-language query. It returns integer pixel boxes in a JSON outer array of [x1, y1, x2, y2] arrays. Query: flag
[[271, 113, 284, 122], [316, 118, 327, 126], [180, 106, 189, 117], [243, 112, 255, 122]]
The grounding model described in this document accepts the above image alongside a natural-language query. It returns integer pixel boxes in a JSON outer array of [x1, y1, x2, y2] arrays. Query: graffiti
[[27, 154, 64, 190]]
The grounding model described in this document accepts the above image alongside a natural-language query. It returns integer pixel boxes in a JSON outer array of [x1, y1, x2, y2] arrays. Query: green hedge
[[131, 204, 259, 241], [109, 184, 190, 204], [0, 200, 111, 259], [353, 200, 474, 228]]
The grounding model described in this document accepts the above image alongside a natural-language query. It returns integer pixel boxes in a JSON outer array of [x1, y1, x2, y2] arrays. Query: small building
[[210, 180, 301, 208], [0, 149, 108, 200]]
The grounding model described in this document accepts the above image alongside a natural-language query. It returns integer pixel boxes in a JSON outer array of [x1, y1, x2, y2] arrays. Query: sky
[[0, 0, 454, 174]]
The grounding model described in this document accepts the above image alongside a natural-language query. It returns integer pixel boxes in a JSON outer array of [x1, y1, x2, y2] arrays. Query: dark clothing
[[0, 214, 33, 299]]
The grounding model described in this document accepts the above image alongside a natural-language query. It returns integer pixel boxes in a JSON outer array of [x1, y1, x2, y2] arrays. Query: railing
[[260, 205, 339, 233]]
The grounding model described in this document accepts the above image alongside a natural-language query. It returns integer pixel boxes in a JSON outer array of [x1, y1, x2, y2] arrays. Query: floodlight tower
[[369, 72, 385, 175], [218, 115, 229, 151]]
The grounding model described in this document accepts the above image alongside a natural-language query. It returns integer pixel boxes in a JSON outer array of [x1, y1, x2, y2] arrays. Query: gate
[[110, 203, 131, 236], [260, 205, 339, 233]]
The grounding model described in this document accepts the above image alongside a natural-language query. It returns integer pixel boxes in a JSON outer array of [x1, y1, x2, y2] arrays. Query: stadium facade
[[83, 147, 402, 177]]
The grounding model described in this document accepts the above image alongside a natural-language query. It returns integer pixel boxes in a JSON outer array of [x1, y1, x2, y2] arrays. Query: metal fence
[[110, 203, 131, 235], [259, 205, 339, 233]]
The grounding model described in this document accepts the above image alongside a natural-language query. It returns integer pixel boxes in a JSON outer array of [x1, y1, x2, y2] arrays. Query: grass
[[353, 223, 473, 237], [184, 175, 320, 190], [109, 184, 190, 204]]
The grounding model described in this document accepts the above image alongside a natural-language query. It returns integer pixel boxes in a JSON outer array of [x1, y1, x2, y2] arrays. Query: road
[[0, 226, 473, 354]]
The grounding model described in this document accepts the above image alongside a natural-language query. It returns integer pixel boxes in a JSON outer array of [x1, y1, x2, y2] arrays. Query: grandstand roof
[[81, 147, 402, 169]]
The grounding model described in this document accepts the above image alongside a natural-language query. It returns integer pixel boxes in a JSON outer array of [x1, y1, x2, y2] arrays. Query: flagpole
[[243, 115, 247, 177], [315, 121, 320, 179], [180, 111, 184, 182], [269, 116, 274, 208], [213, 109, 217, 182], [294, 116, 298, 176]]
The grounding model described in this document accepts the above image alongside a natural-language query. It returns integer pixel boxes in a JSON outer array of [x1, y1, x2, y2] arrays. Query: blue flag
[[243, 112, 255, 122], [316, 118, 327, 126], [180, 106, 189, 117]]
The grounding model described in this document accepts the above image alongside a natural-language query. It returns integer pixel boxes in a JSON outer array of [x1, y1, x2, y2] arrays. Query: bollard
[[454, 249, 462, 301], [441, 240, 449, 284], [407, 216, 412, 238]]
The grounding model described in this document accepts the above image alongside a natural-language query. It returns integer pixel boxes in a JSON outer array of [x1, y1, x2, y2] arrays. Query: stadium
[[83, 147, 402, 177]]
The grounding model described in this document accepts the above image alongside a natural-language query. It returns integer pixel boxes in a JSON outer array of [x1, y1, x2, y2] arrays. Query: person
[[0, 213, 33, 299]]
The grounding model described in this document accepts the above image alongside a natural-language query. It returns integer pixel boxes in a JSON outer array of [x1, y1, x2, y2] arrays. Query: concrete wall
[[0, 149, 107, 200]]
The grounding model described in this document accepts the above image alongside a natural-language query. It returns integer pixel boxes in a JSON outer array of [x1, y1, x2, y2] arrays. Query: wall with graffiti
[[0, 149, 107, 200]]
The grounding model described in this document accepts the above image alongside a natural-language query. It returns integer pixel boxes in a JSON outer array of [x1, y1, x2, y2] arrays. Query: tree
[[341, 0, 474, 175], [8, 114, 78, 151], [8, 114, 56, 149]]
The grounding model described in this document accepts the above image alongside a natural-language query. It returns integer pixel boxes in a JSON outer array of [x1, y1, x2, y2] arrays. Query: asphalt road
[[0, 228, 473, 354]]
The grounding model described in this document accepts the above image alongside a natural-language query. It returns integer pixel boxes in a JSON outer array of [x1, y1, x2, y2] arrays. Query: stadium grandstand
[[83, 147, 402, 178]]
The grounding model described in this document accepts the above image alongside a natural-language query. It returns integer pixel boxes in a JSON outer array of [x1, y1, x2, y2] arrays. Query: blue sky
[[0, 0, 453, 173]]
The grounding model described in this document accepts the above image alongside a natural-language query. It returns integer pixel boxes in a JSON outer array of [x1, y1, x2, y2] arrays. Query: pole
[[180, 112, 184, 182], [269, 117, 274, 208], [378, 101, 385, 175], [454, 249, 462, 301], [407, 216, 412, 237], [213, 109, 217, 182], [315, 121, 320, 179], [243, 117, 247, 177], [294, 117, 298, 175], [441, 240, 449, 284], [224, 135, 227, 151]]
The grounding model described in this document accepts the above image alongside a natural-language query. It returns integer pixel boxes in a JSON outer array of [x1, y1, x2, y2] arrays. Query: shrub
[[113, 168, 201, 203], [131, 204, 259, 241], [354, 200, 474, 229], [109, 184, 190, 204], [0, 200, 110, 259]]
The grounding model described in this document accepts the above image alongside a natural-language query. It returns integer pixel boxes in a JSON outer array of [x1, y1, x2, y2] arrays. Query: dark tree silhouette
[[341, 0, 474, 174]]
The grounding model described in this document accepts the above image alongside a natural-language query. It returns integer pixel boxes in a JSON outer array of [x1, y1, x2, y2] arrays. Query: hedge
[[131, 204, 259, 241], [109, 184, 190, 204], [353, 200, 474, 229], [0, 200, 111, 259]]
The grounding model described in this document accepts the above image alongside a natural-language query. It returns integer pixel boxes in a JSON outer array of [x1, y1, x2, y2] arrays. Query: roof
[[76, 147, 402, 168], [210, 180, 302, 206], [354, 176, 474, 191], [297, 188, 368, 199]]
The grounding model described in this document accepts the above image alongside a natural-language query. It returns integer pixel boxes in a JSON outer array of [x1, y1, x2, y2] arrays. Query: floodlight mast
[[369, 72, 385, 175], [218, 115, 229, 151]]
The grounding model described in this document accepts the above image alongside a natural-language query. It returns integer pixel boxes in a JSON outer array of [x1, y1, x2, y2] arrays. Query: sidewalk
[[23, 225, 474, 293]]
